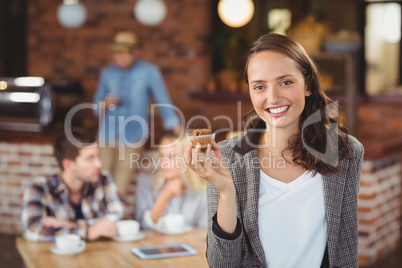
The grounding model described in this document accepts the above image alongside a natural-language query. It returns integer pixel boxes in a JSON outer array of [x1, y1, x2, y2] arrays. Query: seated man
[[21, 128, 125, 242]]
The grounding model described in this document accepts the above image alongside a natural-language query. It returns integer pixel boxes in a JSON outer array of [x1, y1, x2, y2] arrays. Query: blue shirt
[[93, 59, 180, 145]]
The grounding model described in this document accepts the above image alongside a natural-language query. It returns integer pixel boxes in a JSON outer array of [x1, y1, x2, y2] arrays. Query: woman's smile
[[266, 105, 290, 117]]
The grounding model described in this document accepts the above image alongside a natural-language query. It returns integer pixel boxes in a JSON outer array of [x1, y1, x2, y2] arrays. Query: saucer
[[50, 240, 86, 255], [112, 232, 146, 242], [157, 225, 193, 235]]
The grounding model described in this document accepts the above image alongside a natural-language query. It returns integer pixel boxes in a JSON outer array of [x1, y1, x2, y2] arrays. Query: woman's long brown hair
[[243, 33, 349, 175]]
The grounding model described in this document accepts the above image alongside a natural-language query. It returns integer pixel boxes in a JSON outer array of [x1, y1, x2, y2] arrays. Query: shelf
[[313, 51, 358, 135]]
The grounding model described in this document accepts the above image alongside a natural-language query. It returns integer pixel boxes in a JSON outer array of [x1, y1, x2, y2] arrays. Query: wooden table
[[16, 228, 208, 268]]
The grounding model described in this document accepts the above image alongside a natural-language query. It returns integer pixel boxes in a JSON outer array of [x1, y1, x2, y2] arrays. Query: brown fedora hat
[[109, 31, 137, 53]]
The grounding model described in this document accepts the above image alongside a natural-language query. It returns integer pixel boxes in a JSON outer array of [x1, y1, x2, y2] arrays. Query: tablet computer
[[130, 243, 198, 260]]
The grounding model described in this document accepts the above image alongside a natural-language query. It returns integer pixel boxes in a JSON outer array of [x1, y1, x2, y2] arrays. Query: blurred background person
[[93, 31, 181, 199], [135, 133, 207, 230], [21, 128, 125, 242]]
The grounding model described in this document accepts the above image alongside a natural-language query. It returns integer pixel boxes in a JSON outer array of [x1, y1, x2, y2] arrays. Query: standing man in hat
[[93, 31, 181, 200]]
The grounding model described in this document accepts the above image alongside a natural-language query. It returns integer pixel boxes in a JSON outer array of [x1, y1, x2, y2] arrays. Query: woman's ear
[[305, 86, 312, 96]]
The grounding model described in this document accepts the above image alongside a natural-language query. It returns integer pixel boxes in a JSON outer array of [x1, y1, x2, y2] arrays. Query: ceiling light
[[134, 0, 167, 26], [57, 0, 87, 29], [218, 0, 254, 28]]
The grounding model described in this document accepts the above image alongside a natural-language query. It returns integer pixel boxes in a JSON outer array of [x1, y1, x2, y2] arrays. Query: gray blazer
[[206, 127, 364, 268]]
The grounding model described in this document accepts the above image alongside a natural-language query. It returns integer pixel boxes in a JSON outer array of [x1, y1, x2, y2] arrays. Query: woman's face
[[247, 51, 311, 133], [158, 139, 182, 180]]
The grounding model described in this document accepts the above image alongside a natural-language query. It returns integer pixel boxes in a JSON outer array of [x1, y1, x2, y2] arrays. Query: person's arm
[[21, 180, 88, 242], [150, 177, 184, 223], [93, 71, 106, 112], [186, 143, 237, 232], [78, 174, 122, 240], [184, 143, 243, 267], [102, 172, 125, 220], [336, 138, 364, 267], [149, 66, 181, 131], [149, 190, 172, 223], [135, 172, 159, 229], [86, 219, 117, 240], [93, 69, 121, 117]]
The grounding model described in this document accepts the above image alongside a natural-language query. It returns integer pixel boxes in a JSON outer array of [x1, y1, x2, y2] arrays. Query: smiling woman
[[243, 34, 350, 176], [184, 33, 364, 268], [247, 51, 311, 129]]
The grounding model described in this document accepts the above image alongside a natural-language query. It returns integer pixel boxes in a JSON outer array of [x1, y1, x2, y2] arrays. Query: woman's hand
[[150, 177, 185, 224], [162, 177, 185, 198], [184, 142, 234, 194], [184, 141, 238, 233]]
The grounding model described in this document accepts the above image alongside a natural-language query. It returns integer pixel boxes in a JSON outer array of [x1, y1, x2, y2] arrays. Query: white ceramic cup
[[55, 234, 82, 251], [116, 220, 140, 237], [161, 214, 186, 232]]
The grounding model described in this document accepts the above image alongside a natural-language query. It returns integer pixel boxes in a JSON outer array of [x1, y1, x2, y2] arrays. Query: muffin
[[189, 129, 215, 148]]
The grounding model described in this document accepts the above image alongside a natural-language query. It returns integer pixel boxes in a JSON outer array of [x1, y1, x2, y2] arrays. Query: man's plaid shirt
[[21, 171, 125, 241]]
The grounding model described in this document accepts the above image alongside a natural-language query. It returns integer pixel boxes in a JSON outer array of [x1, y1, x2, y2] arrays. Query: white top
[[258, 170, 327, 268]]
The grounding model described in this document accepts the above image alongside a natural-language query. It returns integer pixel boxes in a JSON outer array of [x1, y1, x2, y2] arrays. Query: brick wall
[[26, 0, 214, 126], [357, 101, 402, 139], [0, 142, 59, 233], [26, 0, 255, 139], [358, 153, 402, 266]]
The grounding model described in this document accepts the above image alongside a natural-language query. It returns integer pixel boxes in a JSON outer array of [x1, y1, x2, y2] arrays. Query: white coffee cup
[[116, 220, 140, 237], [160, 214, 186, 232], [55, 234, 82, 251]]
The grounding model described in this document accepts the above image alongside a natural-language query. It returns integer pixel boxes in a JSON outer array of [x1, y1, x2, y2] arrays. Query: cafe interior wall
[[25, 0, 221, 135], [3, 0, 399, 133], [1, 0, 366, 136], [23, 0, 364, 135]]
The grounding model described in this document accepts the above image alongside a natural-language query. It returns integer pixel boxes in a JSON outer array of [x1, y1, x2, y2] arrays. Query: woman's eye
[[254, 85, 264, 90], [281, 81, 292, 86]]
